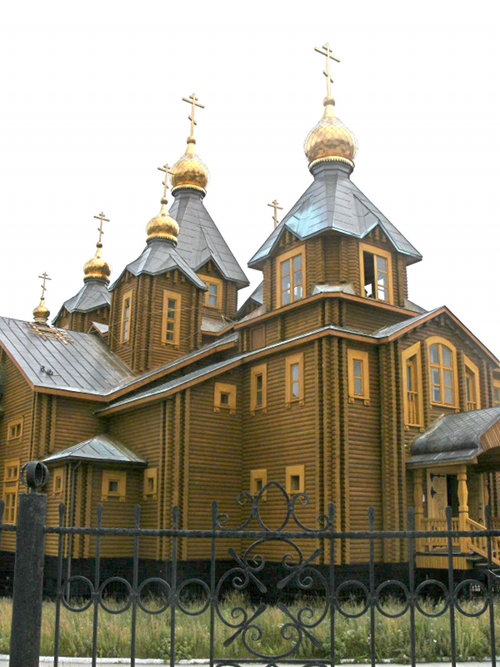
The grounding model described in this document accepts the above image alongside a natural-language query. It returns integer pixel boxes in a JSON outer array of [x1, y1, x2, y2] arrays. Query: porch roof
[[407, 407, 500, 467], [43, 435, 147, 467]]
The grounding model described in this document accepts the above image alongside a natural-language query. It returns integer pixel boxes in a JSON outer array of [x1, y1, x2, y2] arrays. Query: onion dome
[[304, 96, 357, 171], [146, 201, 179, 244], [171, 136, 209, 194], [33, 298, 50, 325], [83, 243, 111, 282]]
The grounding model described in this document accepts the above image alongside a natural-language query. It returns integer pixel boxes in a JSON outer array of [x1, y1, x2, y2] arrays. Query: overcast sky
[[0, 1, 498, 357]]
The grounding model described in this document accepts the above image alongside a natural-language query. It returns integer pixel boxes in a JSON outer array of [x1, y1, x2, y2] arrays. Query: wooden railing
[[422, 517, 459, 550], [467, 517, 500, 566], [466, 400, 477, 411]]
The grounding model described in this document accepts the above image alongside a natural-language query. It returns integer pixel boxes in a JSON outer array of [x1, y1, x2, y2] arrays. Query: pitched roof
[[408, 407, 500, 467], [111, 238, 207, 290], [170, 190, 249, 287], [373, 307, 441, 338], [0, 316, 133, 396], [248, 162, 422, 267], [237, 281, 264, 318], [43, 434, 146, 466], [55, 279, 111, 319]]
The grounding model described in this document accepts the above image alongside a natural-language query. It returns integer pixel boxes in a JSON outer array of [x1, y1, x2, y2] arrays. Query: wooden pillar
[[413, 469, 424, 551], [457, 466, 469, 553]]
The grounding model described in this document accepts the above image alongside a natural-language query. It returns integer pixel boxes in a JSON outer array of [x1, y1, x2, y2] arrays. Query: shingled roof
[[249, 162, 422, 267], [170, 190, 249, 287], [54, 279, 111, 320]]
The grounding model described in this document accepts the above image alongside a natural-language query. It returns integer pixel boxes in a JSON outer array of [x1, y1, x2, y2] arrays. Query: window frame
[[464, 355, 481, 411], [199, 274, 224, 310], [101, 470, 127, 501], [5, 458, 20, 482], [161, 290, 182, 346], [214, 382, 237, 414], [426, 336, 459, 409], [359, 242, 394, 304], [285, 464, 305, 496], [276, 246, 306, 308], [493, 379, 500, 407], [143, 467, 158, 500], [3, 459, 20, 525], [250, 363, 268, 412], [250, 468, 268, 499], [285, 352, 304, 406], [401, 342, 424, 428], [347, 349, 370, 403], [52, 467, 65, 497], [120, 290, 133, 344], [7, 418, 23, 441]]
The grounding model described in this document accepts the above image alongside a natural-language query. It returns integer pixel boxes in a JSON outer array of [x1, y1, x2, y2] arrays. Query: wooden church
[[1, 45, 500, 578]]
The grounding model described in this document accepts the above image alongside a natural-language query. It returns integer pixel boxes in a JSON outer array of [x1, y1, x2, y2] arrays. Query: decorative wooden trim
[[5, 459, 20, 482], [401, 342, 424, 427], [250, 468, 267, 498], [426, 336, 459, 409], [285, 352, 304, 405], [143, 467, 158, 500], [276, 245, 306, 308], [214, 382, 237, 414], [7, 418, 23, 441], [347, 348, 370, 403], [285, 464, 305, 495], [359, 242, 394, 304], [464, 354, 481, 411], [250, 363, 267, 411], [199, 274, 224, 309], [120, 290, 133, 344], [101, 470, 127, 501], [161, 291, 182, 345], [52, 467, 65, 497]]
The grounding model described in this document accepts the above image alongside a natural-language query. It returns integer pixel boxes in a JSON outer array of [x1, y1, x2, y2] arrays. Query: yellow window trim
[[359, 242, 394, 304], [426, 336, 459, 409], [285, 352, 305, 406], [120, 290, 133, 344], [161, 290, 182, 346], [250, 468, 268, 499], [286, 464, 305, 495], [347, 349, 370, 403], [143, 467, 158, 500], [199, 274, 224, 309], [250, 363, 268, 412], [464, 354, 481, 411], [493, 379, 500, 407], [402, 342, 424, 428], [101, 470, 127, 501], [214, 382, 237, 414], [53, 467, 65, 496], [276, 245, 306, 308], [7, 418, 23, 441], [3, 487, 18, 525]]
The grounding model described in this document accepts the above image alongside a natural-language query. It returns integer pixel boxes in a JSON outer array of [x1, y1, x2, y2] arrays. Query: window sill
[[143, 494, 157, 501], [214, 407, 236, 415], [101, 495, 126, 502], [250, 407, 268, 415], [286, 399, 305, 408], [348, 396, 370, 405]]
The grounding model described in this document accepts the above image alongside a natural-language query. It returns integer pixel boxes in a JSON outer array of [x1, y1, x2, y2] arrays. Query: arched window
[[427, 338, 458, 407]]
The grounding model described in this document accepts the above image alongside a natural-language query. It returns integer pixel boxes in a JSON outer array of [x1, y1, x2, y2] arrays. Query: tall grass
[[0, 594, 499, 661]]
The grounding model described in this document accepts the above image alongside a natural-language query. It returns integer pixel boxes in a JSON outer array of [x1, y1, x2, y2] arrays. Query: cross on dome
[[314, 42, 340, 99], [182, 93, 205, 139]]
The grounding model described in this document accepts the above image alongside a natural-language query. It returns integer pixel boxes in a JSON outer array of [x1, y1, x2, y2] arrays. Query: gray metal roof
[[237, 281, 264, 318], [111, 239, 207, 291], [0, 316, 133, 395], [408, 407, 500, 467], [56, 279, 111, 319], [170, 190, 249, 287], [248, 162, 422, 267], [373, 307, 439, 338], [312, 283, 356, 296], [90, 321, 109, 335], [43, 434, 146, 466]]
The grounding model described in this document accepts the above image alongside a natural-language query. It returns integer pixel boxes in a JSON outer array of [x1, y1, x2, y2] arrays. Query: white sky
[[0, 0, 498, 358]]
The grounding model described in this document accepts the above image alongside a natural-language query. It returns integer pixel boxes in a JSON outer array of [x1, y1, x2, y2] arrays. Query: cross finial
[[182, 93, 205, 138], [38, 272, 51, 300], [157, 163, 175, 201], [93, 212, 110, 246], [314, 42, 340, 99], [267, 199, 283, 229]]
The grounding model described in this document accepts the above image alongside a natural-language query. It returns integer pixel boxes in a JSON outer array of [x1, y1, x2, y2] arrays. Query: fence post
[[9, 462, 49, 667]]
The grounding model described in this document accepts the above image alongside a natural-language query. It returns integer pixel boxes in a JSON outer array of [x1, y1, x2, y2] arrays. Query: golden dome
[[146, 202, 179, 243], [33, 298, 50, 324], [84, 243, 111, 282], [171, 137, 208, 194], [304, 97, 356, 170]]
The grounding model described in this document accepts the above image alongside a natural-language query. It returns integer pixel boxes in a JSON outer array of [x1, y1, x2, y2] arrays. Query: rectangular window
[[250, 468, 268, 498], [199, 275, 223, 309], [214, 382, 237, 414], [494, 380, 500, 407], [427, 338, 458, 408], [161, 291, 181, 345], [277, 247, 305, 307], [3, 459, 20, 525], [5, 459, 20, 482], [4, 489, 17, 524], [7, 418, 23, 441], [53, 468, 65, 496], [348, 349, 370, 402], [120, 290, 133, 343], [285, 464, 305, 495], [285, 353, 304, 405], [101, 470, 127, 501], [464, 356, 481, 411], [359, 243, 393, 303], [143, 468, 158, 500], [250, 364, 267, 411], [402, 342, 423, 427]]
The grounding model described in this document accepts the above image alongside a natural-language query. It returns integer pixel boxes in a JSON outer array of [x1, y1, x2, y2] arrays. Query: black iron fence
[[1, 461, 500, 667]]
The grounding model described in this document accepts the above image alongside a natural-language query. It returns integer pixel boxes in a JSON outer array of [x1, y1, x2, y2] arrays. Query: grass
[[1, 593, 499, 661]]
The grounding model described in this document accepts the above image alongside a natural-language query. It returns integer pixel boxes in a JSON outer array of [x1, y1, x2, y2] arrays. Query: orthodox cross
[[267, 199, 283, 229], [93, 212, 110, 245], [182, 93, 205, 136], [157, 163, 175, 199], [38, 272, 51, 300], [314, 42, 340, 98]]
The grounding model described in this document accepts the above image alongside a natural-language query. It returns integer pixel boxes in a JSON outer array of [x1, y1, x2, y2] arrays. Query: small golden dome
[[84, 243, 111, 282], [33, 298, 50, 325], [171, 137, 208, 194], [146, 203, 179, 243], [304, 97, 356, 170]]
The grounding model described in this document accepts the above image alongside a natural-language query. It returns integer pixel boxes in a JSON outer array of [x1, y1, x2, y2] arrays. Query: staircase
[[466, 517, 500, 568]]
